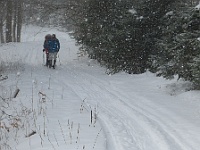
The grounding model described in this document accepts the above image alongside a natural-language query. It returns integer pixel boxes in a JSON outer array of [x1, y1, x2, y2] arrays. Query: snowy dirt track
[[1, 26, 200, 150], [60, 65, 200, 150]]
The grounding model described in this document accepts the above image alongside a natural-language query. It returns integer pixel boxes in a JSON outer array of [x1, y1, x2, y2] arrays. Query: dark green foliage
[[190, 55, 200, 89], [73, 0, 177, 74], [74, 0, 143, 73], [153, 5, 200, 88], [71, 0, 200, 89]]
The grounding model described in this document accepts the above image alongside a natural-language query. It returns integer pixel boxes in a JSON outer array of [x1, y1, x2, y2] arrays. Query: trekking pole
[[43, 51, 45, 65], [57, 53, 61, 66]]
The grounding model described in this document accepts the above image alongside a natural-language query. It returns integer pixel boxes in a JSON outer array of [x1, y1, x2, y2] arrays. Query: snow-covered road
[[57, 63, 200, 150], [1, 26, 200, 150]]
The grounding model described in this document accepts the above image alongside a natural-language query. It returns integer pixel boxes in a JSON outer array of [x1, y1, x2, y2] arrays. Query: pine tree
[[190, 54, 200, 89], [153, 4, 200, 85], [73, 0, 140, 73], [72, 0, 178, 74]]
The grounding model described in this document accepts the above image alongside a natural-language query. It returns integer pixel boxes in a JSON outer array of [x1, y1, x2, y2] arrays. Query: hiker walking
[[43, 34, 52, 66], [48, 34, 60, 69]]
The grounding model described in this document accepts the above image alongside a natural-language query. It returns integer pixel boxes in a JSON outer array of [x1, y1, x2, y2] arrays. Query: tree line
[[0, 0, 23, 43], [66, 0, 200, 89], [0, 0, 63, 43]]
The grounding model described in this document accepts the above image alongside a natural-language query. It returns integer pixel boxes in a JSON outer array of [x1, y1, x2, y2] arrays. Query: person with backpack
[[48, 34, 60, 69], [43, 34, 52, 66]]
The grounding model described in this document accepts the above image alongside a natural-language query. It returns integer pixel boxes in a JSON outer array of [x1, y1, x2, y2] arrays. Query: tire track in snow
[[84, 83, 181, 150], [53, 67, 163, 150], [61, 66, 197, 150], [19, 65, 106, 150], [21, 42, 198, 150]]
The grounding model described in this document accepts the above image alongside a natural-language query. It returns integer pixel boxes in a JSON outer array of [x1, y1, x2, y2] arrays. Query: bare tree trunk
[[0, 0, 6, 43], [0, 18, 5, 43], [17, 0, 23, 42], [12, 0, 17, 42], [6, 0, 13, 43]]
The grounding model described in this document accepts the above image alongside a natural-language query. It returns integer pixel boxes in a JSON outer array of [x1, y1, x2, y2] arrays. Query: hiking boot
[[52, 60, 56, 69]]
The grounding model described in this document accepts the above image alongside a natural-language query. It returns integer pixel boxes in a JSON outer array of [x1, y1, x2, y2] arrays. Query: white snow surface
[[195, 2, 200, 9], [1, 26, 200, 150]]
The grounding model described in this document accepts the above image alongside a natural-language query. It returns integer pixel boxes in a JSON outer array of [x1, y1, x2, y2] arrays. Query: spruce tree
[[74, 0, 141, 73], [72, 0, 177, 74], [154, 4, 200, 85]]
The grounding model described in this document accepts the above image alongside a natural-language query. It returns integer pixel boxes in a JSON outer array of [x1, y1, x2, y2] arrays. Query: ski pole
[[43, 51, 45, 65], [57, 53, 61, 65]]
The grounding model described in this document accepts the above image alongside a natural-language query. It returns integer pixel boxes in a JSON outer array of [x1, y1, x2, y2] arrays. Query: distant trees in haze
[[0, 0, 23, 43]]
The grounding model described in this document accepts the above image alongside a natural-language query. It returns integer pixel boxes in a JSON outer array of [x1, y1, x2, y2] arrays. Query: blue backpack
[[50, 39, 60, 52]]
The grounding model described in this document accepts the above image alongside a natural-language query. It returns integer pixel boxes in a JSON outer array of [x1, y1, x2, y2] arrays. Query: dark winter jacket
[[43, 34, 52, 53], [43, 39, 51, 50], [48, 38, 60, 53]]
